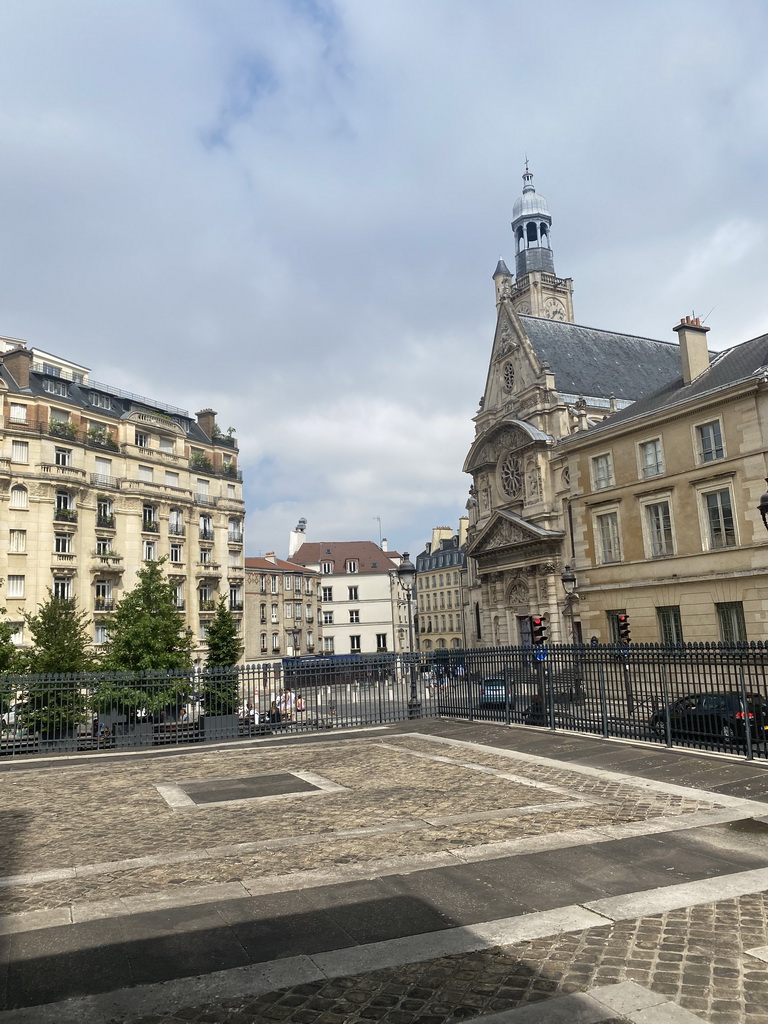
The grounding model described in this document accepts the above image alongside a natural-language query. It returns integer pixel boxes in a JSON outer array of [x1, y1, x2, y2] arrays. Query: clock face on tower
[[543, 297, 566, 321]]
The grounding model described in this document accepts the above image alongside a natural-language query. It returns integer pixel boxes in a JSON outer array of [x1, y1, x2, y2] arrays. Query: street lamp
[[560, 564, 578, 643], [396, 552, 419, 717], [287, 626, 301, 657]]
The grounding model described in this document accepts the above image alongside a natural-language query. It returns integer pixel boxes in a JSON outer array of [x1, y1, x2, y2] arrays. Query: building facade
[[559, 317, 768, 644], [0, 336, 245, 660], [414, 521, 469, 651], [463, 167, 683, 647], [289, 539, 405, 655], [243, 554, 321, 664]]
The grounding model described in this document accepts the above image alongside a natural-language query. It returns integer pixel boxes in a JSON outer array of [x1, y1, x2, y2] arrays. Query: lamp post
[[396, 552, 419, 718], [287, 626, 301, 657], [758, 479, 768, 532], [560, 564, 578, 643]]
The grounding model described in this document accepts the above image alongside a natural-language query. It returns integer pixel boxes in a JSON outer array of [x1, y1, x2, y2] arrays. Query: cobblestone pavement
[[3, 721, 768, 1023]]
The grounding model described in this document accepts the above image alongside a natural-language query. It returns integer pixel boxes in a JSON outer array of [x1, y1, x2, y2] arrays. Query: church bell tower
[[493, 164, 574, 322]]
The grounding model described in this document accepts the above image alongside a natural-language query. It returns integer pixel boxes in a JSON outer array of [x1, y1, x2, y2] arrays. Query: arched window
[[10, 486, 28, 509]]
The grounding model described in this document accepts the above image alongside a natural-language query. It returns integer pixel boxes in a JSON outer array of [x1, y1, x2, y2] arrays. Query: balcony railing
[[195, 494, 218, 508], [174, 600, 186, 612], [229, 601, 244, 612], [94, 598, 115, 612], [168, 524, 185, 536], [97, 514, 116, 529], [90, 473, 120, 489], [199, 527, 214, 541], [40, 463, 87, 478], [228, 532, 243, 544], [54, 509, 77, 523], [142, 520, 159, 533]]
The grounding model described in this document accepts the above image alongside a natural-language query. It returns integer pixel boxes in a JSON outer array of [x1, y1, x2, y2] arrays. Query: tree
[[22, 591, 96, 675], [19, 592, 95, 738], [202, 599, 243, 716], [205, 599, 243, 669], [101, 559, 194, 672]]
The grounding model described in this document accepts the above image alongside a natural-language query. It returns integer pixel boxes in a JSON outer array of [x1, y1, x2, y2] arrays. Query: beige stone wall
[[242, 566, 321, 664]]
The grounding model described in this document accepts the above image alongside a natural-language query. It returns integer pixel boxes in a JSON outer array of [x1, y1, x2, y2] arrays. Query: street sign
[[534, 648, 548, 661]]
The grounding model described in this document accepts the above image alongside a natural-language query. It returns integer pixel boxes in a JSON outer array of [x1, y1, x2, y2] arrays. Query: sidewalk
[[2, 719, 768, 1023]]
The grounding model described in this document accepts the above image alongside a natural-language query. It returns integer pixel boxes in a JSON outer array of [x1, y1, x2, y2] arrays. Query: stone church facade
[[463, 167, 682, 647]]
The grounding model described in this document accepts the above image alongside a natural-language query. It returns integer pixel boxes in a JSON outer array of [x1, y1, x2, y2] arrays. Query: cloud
[[0, 0, 767, 558]]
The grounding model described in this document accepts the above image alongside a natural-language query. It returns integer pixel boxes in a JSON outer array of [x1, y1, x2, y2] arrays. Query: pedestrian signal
[[531, 616, 548, 646]]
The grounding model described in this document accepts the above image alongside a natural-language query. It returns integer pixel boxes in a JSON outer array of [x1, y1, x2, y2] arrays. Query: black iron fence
[[433, 642, 768, 759], [3, 644, 768, 759]]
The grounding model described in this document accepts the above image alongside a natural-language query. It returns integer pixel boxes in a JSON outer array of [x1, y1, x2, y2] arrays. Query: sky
[[1, 0, 767, 560]]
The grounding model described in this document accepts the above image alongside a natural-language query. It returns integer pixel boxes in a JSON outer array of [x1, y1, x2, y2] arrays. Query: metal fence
[[3, 644, 768, 760], [0, 656, 425, 758], [432, 642, 768, 760]]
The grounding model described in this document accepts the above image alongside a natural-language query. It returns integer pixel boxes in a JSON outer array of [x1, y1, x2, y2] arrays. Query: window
[[142, 504, 157, 530], [346, 560, 358, 574], [591, 453, 614, 490], [199, 547, 211, 564], [348, 586, 358, 601], [321, 561, 333, 574], [376, 633, 387, 652], [657, 605, 684, 645], [717, 602, 747, 644], [200, 514, 213, 540], [227, 484, 236, 499], [349, 609, 360, 623], [159, 435, 173, 453], [170, 543, 183, 563], [323, 636, 334, 653], [595, 511, 621, 563], [229, 549, 240, 566], [703, 489, 736, 549], [323, 611, 334, 625], [350, 635, 361, 653], [9, 530, 26, 553], [135, 431, 149, 448], [284, 602, 294, 619], [53, 577, 71, 599], [49, 407, 69, 423], [199, 621, 209, 641], [696, 420, 724, 462], [230, 586, 242, 611], [173, 584, 184, 610], [639, 438, 664, 478], [11, 440, 28, 463], [89, 392, 113, 410], [270, 574, 278, 593], [228, 519, 242, 543], [54, 447, 71, 467], [54, 533, 71, 553], [55, 490, 73, 511], [260, 632, 267, 651], [259, 574, 267, 594], [95, 579, 112, 606], [7, 575, 24, 598], [272, 632, 280, 651], [94, 624, 109, 645], [271, 604, 278, 623], [294, 602, 302, 620], [9, 403, 27, 422], [43, 379, 67, 396], [322, 586, 333, 602], [169, 508, 184, 534], [645, 501, 673, 557], [199, 583, 213, 606], [138, 465, 153, 483], [284, 576, 293, 592], [143, 540, 157, 561], [97, 498, 114, 527], [94, 457, 112, 484], [196, 478, 209, 499], [165, 471, 180, 488], [96, 537, 111, 555]]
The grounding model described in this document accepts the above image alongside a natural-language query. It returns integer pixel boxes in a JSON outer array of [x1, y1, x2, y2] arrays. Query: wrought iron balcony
[[54, 508, 77, 523]]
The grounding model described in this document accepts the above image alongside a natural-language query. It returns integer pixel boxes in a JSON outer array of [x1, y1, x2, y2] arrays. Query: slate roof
[[588, 329, 768, 432], [291, 541, 400, 574], [244, 556, 318, 574], [519, 315, 683, 402]]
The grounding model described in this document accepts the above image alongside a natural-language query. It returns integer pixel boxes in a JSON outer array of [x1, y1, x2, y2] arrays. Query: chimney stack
[[3, 345, 32, 388], [673, 316, 710, 385], [195, 408, 218, 439]]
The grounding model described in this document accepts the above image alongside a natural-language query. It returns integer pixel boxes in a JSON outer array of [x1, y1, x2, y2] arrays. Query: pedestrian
[[267, 701, 281, 724], [278, 685, 296, 721]]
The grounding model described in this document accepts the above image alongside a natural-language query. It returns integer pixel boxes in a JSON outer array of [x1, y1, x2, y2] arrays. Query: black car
[[650, 692, 768, 744]]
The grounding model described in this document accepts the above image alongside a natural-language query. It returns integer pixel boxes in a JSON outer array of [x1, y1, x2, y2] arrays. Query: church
[[463, 166, 682, 646]]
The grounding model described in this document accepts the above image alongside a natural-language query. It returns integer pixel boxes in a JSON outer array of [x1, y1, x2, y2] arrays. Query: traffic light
[[531, 615, 548, 646], [617, 614, 631, 644]]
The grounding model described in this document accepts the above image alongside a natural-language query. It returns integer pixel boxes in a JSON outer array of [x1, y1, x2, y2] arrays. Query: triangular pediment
[[466, 509, 564, 561]]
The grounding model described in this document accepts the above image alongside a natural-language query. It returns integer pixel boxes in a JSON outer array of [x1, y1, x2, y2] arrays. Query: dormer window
[[346, 560, 358, 574]]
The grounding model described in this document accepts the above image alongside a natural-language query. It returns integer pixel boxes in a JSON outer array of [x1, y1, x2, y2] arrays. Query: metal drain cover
[[181, 772, 320, 804]]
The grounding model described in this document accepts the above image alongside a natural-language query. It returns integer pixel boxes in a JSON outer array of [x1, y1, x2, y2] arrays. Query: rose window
[[500, 454, 523, 498]]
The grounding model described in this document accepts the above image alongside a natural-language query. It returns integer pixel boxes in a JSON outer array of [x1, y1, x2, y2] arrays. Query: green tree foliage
[[23, 591, 96, 674], [19, 592, 95, 737], [101, 559, 194, 673], [205, 599, 243, 669], [202, 598, 242, 715]]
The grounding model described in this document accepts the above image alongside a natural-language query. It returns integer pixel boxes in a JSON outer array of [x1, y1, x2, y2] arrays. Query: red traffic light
[[617, 614, 631, 644], [531, 615, 548, 646]]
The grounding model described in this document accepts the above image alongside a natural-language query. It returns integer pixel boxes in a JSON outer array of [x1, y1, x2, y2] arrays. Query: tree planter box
[[202, 714, 239, 741]]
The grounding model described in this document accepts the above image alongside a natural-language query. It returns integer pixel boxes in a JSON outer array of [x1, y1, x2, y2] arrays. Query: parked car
[[478, 677, 516, 709], [649, 692, 768, 744]]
